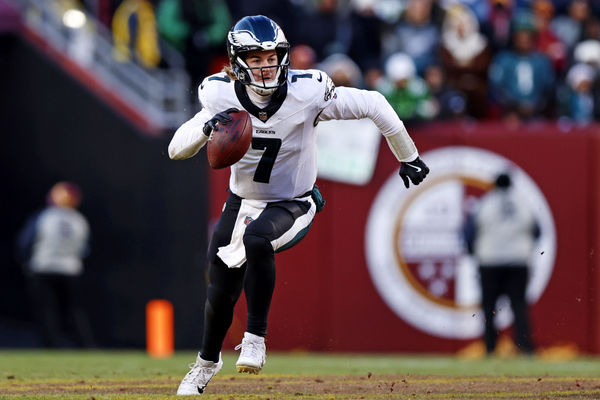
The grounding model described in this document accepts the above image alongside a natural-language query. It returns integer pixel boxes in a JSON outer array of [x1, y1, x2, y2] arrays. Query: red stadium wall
[[209, 121, 600, 354]]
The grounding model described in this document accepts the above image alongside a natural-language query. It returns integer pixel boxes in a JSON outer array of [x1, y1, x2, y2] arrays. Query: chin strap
[[248, 83, 278, 96]]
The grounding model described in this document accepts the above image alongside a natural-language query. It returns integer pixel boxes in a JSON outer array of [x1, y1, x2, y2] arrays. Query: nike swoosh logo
[[406, 164, 422, 172], [317, 73, 322, 82]]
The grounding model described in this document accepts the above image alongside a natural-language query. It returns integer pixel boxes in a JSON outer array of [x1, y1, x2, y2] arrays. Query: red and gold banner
[[210, 121, 600, 354]]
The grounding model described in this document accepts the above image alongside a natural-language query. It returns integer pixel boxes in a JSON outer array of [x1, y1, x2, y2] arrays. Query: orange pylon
[[146, 299, 174, 358]]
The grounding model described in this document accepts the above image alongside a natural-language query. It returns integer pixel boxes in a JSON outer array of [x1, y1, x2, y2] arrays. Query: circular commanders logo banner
[[365, 146, 556, 339]]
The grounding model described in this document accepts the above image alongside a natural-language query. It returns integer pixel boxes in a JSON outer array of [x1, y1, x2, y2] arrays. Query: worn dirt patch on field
[[2, 374, 600, 399]]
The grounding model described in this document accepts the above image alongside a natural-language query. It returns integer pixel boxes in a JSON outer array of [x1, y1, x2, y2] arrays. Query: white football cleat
[[235, 332, 266, 374], [176, 352, 222, 395]]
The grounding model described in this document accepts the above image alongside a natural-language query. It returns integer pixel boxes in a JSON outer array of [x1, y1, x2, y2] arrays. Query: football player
[[169, 15, 429, 396]]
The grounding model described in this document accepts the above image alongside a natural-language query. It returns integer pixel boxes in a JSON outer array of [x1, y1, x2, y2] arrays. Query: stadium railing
[[9, 0, 191, 135]]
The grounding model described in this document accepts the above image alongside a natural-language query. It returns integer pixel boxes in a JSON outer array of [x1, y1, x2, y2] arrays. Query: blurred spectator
[[424, 64, 468, 119], [573, 39, 600, 67], [380, 52, 438, 121], [550, 0, 572, 14], [440, 0, 491, 24], [440, 3, 492, 118], [381, 0, 440, 75], [347, 1, 386, 93], [289, 0, 352, 61], [532, 0, 567, 74], [23, 0, 600, 123], [488, 12, 555, 120], [483, 0, 514, 51], [16, 182, 94, 348], [557, 63, 599, 123], [347, 0, 384, 72], [156, 0, 231, 86], [464, 173, 538, 355], [290, 44, 317, 70], [581, 16, 600, 42], [319, 53, 364, 87], [112, 0, 161, 68], [573, 40, 600, 114], [364, 66, 385, 90], [225, 0, 302, 26], [551, 0, 589, 52]]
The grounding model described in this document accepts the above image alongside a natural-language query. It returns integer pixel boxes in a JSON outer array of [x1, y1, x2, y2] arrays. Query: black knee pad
[[243, 232, 273, 259], [206, 283, 238, 312]]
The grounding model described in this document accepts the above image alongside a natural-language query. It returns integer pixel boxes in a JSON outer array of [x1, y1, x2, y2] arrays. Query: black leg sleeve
[[200, 193, 245, 362], [28, 275, 63, 348], [507, 267, 534, 353], [64, 276, 96, 348], [242, 204, 298, 337], [200, 259, 245, 362], [243, 233, 276, 337], [480, 267, 501, 353]]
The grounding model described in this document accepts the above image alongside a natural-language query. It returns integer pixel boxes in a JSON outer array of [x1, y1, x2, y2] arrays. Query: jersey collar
[[234, 81, 287, 122]]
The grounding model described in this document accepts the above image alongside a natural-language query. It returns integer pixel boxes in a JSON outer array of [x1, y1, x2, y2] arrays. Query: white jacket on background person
[[28, 205, 90, 276], [17, 182, 90, 276], [470, 185, 539, 266]]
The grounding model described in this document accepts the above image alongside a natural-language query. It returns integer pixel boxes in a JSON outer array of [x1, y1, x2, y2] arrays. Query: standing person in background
[[464, 173, 538, 355], [318, 53, 364, 87], [382, 0, 440, 75], [440, 3, 492, 118], [551, 0, 590, 53], [156, 0, 232, 86], [488, 11, 555, 121], [558, 62, 599, 124], [112, 0, 161, 68], [483, 0, 514, 52], [289, 44, 317, 70], [532, 0, 567, 75], [381, 52, 438, 122], [16, 182, 94, 348], [168, 15, 430, 395]]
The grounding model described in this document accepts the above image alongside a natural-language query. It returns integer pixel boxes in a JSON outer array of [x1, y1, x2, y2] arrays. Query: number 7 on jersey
[[251, 138, 282, 184]]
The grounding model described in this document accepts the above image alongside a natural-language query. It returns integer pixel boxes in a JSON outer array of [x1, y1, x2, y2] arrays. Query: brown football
[[207, 110, 253, 169]]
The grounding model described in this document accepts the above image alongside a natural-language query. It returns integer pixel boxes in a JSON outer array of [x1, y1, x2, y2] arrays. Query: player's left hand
[[202, 108, 240, 136], [399, 157, 430, 188]]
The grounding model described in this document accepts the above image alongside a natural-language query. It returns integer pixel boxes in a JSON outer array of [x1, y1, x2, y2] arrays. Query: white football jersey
[[168, 68, 417, 201], [199, 69, 336, 201]]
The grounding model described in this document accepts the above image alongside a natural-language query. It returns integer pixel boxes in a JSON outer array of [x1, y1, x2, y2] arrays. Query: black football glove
[[399, 157, 430, 188], [202, 108, 239, 136]]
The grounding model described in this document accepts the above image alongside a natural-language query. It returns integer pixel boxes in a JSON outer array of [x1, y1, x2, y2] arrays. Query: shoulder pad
[[288, 69, 326, 87], [287, 69, 336, 105], [198, 73, 235, 110], [199, 73, 233, 93]]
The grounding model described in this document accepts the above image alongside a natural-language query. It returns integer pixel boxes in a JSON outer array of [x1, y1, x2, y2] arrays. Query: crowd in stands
[[76, 0, 600, 124]]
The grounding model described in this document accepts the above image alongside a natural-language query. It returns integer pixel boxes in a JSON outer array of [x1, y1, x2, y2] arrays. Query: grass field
[[1, 350, 600, 399]]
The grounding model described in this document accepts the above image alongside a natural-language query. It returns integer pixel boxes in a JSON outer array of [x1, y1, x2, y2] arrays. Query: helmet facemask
[[232, 48, 289, 95]]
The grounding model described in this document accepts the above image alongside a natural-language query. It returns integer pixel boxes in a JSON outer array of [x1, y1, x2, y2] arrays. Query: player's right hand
[[399, 157, 430, 188], [203, 108, 239, 136]]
